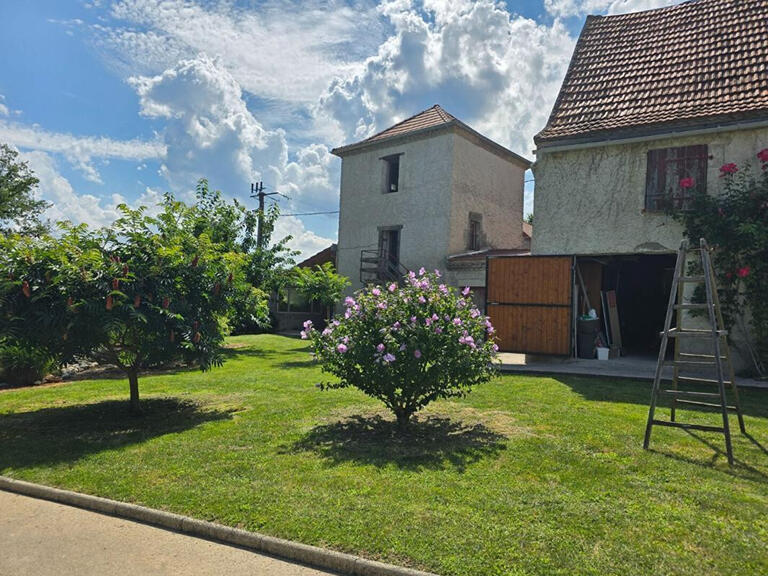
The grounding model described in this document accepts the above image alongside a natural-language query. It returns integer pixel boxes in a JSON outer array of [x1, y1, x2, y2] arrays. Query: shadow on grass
[[287, 414, 507, 472], [0, 397, 234, 471], [557, 375, 768, 419]]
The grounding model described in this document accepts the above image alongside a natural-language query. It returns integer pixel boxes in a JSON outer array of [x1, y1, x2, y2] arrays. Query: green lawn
[[1, 334, 767, 575]]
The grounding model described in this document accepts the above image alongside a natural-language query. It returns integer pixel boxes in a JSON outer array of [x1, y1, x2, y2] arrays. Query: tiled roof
[[331, 105, 531, 166], [535, 0, 768, 146], [296, 244, 336, 269], [363, 105, 457, 143]]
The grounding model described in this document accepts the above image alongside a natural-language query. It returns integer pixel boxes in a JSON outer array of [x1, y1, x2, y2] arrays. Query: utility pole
[[251, 181, 280, 250]]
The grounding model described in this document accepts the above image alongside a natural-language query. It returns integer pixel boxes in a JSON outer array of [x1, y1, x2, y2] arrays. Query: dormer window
[[383, 154, 401, 193]]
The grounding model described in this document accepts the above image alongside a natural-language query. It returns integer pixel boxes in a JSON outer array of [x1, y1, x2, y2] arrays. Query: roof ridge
[[361, 104, 454, 144]]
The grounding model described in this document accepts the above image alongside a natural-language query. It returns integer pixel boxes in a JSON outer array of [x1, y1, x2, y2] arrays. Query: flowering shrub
[[305, 269, 499, 429], [671, 148, 768, 374]]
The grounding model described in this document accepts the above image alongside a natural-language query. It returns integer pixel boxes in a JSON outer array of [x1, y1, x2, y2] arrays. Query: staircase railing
[[359, 250, 409, 284]]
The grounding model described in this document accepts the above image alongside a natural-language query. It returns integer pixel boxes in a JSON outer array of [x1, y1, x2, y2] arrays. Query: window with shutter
[[645, 145, 708, 211]]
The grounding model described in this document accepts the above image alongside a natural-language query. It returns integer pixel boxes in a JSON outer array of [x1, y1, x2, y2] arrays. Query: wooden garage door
[[486, 256, 573, 355]]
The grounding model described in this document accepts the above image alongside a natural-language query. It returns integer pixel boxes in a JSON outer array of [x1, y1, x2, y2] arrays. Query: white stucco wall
[[336, 132, 455, 295], [449, 132, 528, 255], [532, 125, 768, 255]]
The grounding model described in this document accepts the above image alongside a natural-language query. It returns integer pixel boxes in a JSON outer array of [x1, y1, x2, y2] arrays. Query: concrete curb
[[0, 476, 439, 576]]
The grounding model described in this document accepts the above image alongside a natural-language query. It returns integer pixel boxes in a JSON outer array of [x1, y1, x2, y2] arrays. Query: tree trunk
[[394, 408, 411, 432], [127, 369, 141, 415]]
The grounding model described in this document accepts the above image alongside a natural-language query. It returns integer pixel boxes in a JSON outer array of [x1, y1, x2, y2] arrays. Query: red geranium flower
[[757, 148, 768, 163], [737, 266, 751, 278], [679, 177, 695, 188], [720, 163, 738, 176]]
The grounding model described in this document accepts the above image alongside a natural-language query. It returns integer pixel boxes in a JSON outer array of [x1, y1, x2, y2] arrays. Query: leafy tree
[[0, 143, 48, 235], [305, 269, 499, 429], [291, 262, 349, 320], [0, 201, 238, 413], [670, 148, 768, 375]]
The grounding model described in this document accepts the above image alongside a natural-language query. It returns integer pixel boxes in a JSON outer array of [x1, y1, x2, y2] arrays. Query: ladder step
[[677, 376, 733, 386], [667, 360, 717, 367], [651, 419, 725, 433], [679, 275, 706, 282], [664, 328, 727, 337], [675, 399, 737, 410], [678, 352, 727, 360], [673, 303, 712, 310], [662, 389, 721, 399]]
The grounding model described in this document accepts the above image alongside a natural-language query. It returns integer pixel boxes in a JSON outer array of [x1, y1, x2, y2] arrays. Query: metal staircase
[[359, 250, 410, 284], [643, 238, 746, 465]]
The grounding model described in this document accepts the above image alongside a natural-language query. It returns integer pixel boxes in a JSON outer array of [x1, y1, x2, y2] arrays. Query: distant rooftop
[[331, 105, 531, 166], [536, 0, 768, 147]]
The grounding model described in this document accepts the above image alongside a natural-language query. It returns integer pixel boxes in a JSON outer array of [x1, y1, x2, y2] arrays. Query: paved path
[[0, 491, 337, 576]]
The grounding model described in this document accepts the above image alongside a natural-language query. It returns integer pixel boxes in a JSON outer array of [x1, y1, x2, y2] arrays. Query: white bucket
[[596, 347, 609, 361]]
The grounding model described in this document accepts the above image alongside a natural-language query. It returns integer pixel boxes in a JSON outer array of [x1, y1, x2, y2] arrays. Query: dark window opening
[[378, 228, 400, 264], [468, 213, 483, 250], [645, 145, 708, 212], [384, 155, 400, 193]]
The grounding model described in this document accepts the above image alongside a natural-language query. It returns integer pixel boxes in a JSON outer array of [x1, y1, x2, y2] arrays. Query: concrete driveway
[[0, 491, 337, 576]]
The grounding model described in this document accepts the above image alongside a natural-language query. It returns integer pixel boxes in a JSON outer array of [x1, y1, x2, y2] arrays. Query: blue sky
[[0, 0, 677, 256]]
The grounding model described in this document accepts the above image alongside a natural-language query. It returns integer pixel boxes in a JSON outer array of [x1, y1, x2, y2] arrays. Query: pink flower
[[388, 283, 397, 292], [337, 343, 348, 353], [757, 148, 768, 163], [418, 295, 426, 304], [679, 177, 695, 189], [439, 284, 448, 294], [462, 286, 471, 296], [453, 318, 462, 326], [414, 349, 422, 358], [737, 266, 751, 278], [377, 301, 388, 310], [410, 316, 417, 324], [720, 163, 738, 176], [371, 287, 381, 296], [434, 326, 443, 334], [344, 297, 356, 307], [418, 267, 426, 276], [383, 353, 396, 363], [492, 343, 499, 352], [392, 321, 401, 330], [303, 320, 313, 330], [434, 269, 442, 278], [300, 331, 308, 340], [376, 343, 385, 353]]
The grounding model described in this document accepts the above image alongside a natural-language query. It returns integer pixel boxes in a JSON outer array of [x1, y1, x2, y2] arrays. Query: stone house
[[498, 0, 768, 363], [331, 105, 531, 307]]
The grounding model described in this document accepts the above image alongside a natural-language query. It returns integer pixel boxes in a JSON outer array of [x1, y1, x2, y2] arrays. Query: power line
[[280, 210, 339, 217]]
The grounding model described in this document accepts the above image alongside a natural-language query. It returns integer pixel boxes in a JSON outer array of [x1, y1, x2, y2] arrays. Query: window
[[468, 213, 483, 250], [383, 154, 401, 193], [645, 145, 708, 211]]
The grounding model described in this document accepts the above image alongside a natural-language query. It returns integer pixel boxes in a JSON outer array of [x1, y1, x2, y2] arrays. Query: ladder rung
[[678, 353, 726, 360], [651, 419, 725, 433], [677, 376, 733, 386], [679, 275, 706, 282], [662, 389, 721, 399], [675, 399, 737, 410], [674, 303, 711, 310], [667, 360, 717, 367], [664, 328, 727, 337]]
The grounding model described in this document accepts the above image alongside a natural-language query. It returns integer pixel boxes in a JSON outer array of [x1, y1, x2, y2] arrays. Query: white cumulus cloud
[[544, 0, 679, 18]]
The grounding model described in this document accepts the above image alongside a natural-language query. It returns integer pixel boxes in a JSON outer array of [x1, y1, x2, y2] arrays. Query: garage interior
[[576, 253, 677, 358]]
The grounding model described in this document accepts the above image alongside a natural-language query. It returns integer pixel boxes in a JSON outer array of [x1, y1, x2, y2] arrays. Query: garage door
[[486, 256, 573, 355]]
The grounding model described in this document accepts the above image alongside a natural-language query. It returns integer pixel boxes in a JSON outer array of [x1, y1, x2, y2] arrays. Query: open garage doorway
[[576, 253, 676, 358]]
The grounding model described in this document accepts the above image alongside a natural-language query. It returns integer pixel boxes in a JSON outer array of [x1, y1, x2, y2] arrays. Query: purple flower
[[383, 353, 396, 363], [408, 271, 416, 280], [303, 320, 313, 330], [344, 296, 356, 307], [333, 320, 340, 327], [434, 326, 443, 334], [462, 286, 471, 296], [372, 287, 381, 296], [434, 269, 442, 277], [392, 321, 401, 330], [322, 327, 332, 336], [414, 349, 422, 358], [419, 267, 426, 276], [457, 299, 466, 308], [419, 280, 429, 289], [377, 301, 388, 310], [418, 295, 426, 304], [453, 318, 462, 326], [425, 317, 433, 326], [492, 343, 499, 352], [300, 331, 308, 340], [388, 283, 397, 292], [439, 284, 448, 294], [376, 343, 385, 353], [410, 316, 417, 324], [431, 313, 439, 321], [337, 343, 348, 353], [470, 308, 480, 318], [399, 343, 407, 351]]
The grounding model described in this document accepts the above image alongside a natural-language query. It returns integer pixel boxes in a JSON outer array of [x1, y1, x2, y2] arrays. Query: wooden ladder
[[643, 238, 746, 465]]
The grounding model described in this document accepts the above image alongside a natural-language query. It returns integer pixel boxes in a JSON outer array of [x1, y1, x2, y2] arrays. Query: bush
[[0, 339, 55, 386], [305, 269, 499, 429], [670, 148, 768, 374]]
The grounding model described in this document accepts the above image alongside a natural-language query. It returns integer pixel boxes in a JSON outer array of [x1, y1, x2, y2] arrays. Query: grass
[[1, 334, 767, 575]]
